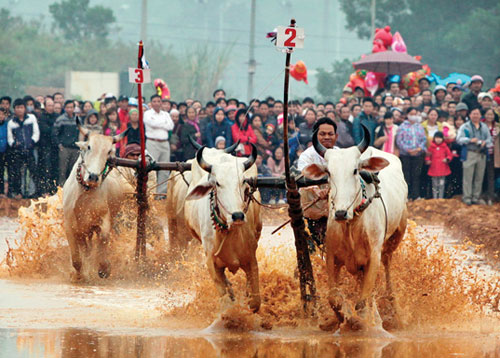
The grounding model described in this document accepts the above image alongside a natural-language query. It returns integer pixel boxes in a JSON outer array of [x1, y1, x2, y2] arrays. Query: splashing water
[[0, 192, 498, 333]]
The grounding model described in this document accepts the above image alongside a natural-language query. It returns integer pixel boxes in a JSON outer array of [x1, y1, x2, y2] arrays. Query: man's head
[[53, 92, 64, 104], [340, 105, 350, 120], [63, 99, 74, 117], [213, 88, 226, 100], [302, 97, 315, 109], [362, 98, 374, 116], [273, 100, 283, 115], [215, 97, 227, 109], [313, 117, 337, 149], [258, 101, 270, 117], [44, 98, 54, 114], [456, 102, 469, 117], [150, 94, 162, 112], [124, 143, 141, 160], [447, 101, 457, 116], [469, 107, 481, 123], [469, 75, 483, 93], [418, 78, 430, 91], [118, 95, 128, 110], [434, 85, 447, 101], [0, 96, 12, 111], [478, 92, 493, 109], [13, 98, 26, 118], [421, 89, 432, 104]]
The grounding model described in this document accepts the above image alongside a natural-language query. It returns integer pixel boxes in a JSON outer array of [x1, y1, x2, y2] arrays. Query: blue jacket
[[206, 118, 233, 148], [7, 114, 40, 151], [0, 120, 8, 153], [353, 111, 378, 146]]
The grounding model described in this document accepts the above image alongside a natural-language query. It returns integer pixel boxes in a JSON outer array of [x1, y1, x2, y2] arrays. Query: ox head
[[186, 144, 257, 226], [303, 124, 389, 221], [76, 118, 128, 188]]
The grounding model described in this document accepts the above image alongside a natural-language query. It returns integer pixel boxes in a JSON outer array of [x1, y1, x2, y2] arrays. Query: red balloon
[[290, 60, 308, 84]]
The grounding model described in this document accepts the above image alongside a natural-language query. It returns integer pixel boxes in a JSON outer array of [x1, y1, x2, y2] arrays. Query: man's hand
[[480, 141, 486, 148], [312, 187, 329, 200], [470, 138, 478, 143], [59, 144, 64, 151]]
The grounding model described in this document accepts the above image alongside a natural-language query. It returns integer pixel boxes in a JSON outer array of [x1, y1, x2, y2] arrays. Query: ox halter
[[76, 151, 113, 191], [209, 184, 256, 233]]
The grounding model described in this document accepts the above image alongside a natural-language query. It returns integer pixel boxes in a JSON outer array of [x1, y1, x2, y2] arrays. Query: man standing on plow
[[297, 117, 338, 251]]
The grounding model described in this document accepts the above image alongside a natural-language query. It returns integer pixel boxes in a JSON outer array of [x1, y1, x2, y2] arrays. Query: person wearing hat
[[433, 85, 447, 106], [342, 86, 353, 99], [353, 86, 365, 100], [462, 75, 483, 111], [451, 84, 464, 103], [418, 77, 431, 93], [225, 105, 238, 123], [456, 102, 469, 120], [478, 92, 493, 111], [214, 136, 226, 149]]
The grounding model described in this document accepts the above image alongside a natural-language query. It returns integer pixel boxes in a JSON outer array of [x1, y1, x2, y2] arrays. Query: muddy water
[[0, 196, 499, 357]]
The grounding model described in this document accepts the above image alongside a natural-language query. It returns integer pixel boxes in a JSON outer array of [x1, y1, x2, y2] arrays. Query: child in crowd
[[425, 131, 453, 199], [215, 136, 226, 150], [79, 109, 103, 141]]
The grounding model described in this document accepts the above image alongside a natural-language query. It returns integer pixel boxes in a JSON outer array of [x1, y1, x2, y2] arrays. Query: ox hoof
[[70, 271, 83, 283], [248, 296, 261, 313], [319, 316, 341, 332], [98, 263, 110, 279]]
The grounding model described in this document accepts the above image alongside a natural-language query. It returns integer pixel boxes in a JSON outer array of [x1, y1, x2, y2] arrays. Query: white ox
[[184, 145, 262, 312], [303, 125, 407, 331], [63, 125, 129, 281], [166, 139, 240, 259]]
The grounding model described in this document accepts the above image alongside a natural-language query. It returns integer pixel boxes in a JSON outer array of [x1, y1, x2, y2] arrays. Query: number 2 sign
[[128, 68, 151, 84], [276, 26, 304, 49]]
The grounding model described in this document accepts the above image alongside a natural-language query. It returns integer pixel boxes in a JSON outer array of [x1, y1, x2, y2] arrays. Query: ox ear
[[302, 164, 328, 180], [359, 157, 389, 172], [186, 179, 215, 200], [75, 141, 87, 150]]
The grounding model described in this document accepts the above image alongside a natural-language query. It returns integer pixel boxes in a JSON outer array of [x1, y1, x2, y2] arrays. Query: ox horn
[[242, 144, 257, 171], [357, 123, 370, 154], [75, 117, 90, 138], [224, 139, 240, 154], [112, 128, 130, 144], [312, 129, 327, 158], [188, 135, 203, 150], [196, 147, 212, 173]]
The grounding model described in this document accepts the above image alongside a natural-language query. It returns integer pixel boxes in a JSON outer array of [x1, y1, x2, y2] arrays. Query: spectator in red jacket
[[231, 108, 257, 157], [425, 131, 453, 199]]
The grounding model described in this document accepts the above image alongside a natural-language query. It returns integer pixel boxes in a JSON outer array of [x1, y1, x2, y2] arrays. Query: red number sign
[[284, 28, 296, 47], [134, 69, 144, 83]]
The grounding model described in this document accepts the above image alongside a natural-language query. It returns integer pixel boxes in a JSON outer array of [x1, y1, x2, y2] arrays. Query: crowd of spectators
[[0, 74, 499, 205]]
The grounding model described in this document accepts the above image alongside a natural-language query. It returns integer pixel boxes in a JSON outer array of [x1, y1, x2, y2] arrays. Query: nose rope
[[77, 150, 113, 190]]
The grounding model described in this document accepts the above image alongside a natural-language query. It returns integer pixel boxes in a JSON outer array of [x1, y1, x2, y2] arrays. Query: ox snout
[[334, 210, 349, 221], [231, 212, 245, 224], [88, 173, 99, 183]]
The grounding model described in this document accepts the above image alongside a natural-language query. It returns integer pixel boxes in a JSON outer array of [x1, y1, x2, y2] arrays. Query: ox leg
[[68, 231, 84, 282], [242, 257, 261, 313], [97, 215, 111, 279], [207, 257, 235, 303], [327, 255, 345, 324]]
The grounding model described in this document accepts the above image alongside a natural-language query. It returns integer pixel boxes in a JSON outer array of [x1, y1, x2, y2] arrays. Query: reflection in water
[[6, 328, 500, 358]]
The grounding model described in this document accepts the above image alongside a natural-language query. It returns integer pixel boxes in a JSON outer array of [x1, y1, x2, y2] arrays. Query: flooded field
[[0, 195, 499, 357]]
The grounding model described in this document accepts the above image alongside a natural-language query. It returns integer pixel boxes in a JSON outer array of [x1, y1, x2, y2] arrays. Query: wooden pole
[[135, 41, 148, 261], [281, 19, 317, 313]]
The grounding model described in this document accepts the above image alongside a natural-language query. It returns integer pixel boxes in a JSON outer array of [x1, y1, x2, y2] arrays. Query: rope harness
[[76, 151, 113, 191]]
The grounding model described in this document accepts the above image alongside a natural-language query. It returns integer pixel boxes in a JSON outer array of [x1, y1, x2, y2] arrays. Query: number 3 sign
[[276, 26, 304, 49], [128, 68, 151, 84]]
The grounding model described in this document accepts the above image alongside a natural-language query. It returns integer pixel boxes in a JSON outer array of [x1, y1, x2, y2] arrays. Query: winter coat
[[206, 118, 233, 148], [7, 114, 40, 151], [53, 112, 79, 148], [37, 111, 58, 148], [231, 120, 257, 156], [425, 141, 453, 177], [396, 120, 427, 156], [0, 120, 8, 153]]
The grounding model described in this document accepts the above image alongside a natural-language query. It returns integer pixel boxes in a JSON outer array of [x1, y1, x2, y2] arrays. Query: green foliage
[[49, 0, 116, 41], [338, 0, 500, 85], [0, 8, 232, 101], [316, 59, 354, 101]]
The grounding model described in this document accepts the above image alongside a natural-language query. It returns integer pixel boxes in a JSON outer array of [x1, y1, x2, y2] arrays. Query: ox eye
[[353, 169, 358, 175], [216, 182, 221, 187], [87, 145, 91, 150]]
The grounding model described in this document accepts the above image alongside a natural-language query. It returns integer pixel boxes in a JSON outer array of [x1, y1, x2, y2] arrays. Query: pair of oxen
[[63, 123, 407, 332]]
